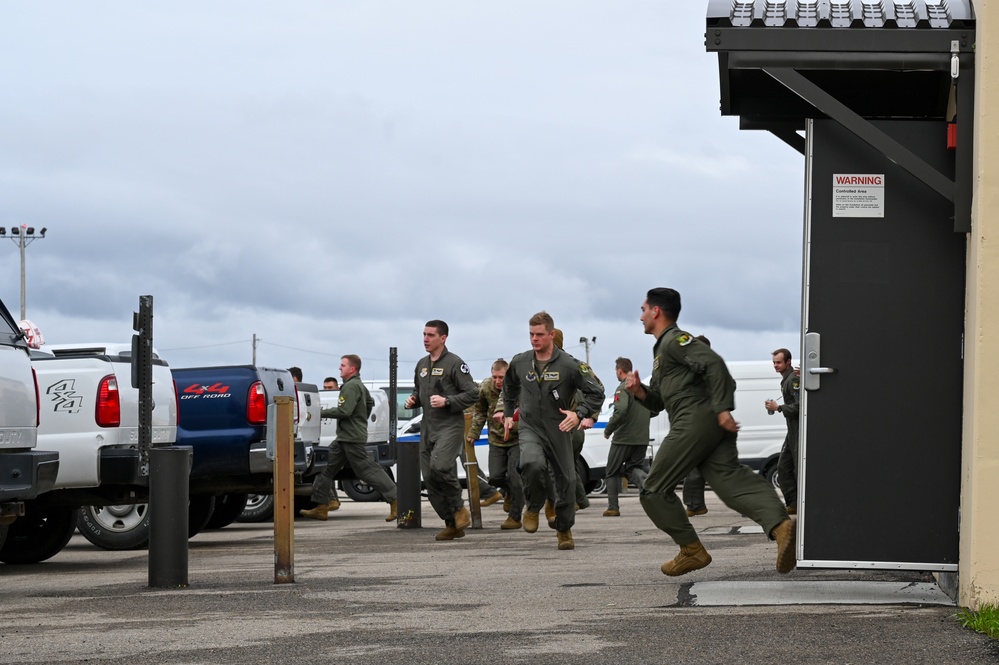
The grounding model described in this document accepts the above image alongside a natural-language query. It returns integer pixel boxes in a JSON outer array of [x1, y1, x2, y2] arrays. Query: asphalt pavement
[[1, 491, 996, 665]]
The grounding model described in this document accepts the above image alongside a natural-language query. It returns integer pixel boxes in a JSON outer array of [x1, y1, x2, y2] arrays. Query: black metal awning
[[705, 0, 976, 230]]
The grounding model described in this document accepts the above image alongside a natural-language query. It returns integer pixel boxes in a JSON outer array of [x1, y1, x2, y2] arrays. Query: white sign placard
[[832, 174, 885, 218]]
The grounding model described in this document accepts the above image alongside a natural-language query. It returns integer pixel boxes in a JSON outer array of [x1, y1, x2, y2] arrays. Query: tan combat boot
[[453, 507, 471, 531], [385, 500, 398, 522], [329, 499, 341, 511], [686, 507, 708, 517], [435, 526, 466, 541], [522, 510, 540, 533], [299, 502, 334, 521], [661, 540, 712, 576], [556, 529, 575, 550], [771, 517, 797, 574], [500, 514, 522, 530], [544, 500, 557, 529], [481, 493, 502, 507], [602, 509, 620, 517]]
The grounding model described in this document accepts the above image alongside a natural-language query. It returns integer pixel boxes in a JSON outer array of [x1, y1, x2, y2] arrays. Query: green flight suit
[[468, 378, 523, 520], [775, 367, 800, 508], [409, 346, 479, 525], [503, 347, 604, 531], [313, 375, 397, 504], [604, 378, 651, 512], [637, 324, 787, 547]]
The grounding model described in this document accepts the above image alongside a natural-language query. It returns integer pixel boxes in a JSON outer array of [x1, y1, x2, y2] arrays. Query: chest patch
[[542, 371, 560, 381], [653, 357, 660, 371], [420, 368, 428, 378], [526, 370, 538, 382], [431, 368, 444, 376]]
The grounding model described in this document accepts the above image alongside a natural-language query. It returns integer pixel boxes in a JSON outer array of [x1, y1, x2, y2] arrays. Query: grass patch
[[957, 603, 999, 640]]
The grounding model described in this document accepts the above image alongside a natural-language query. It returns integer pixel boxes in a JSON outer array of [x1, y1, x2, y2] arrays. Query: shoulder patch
[[653, 356, 660, 371], [460, 363, 470, 374], [580, 363, 591, 374], [792, 379, 800, 391], [676, 333, 692, 346]]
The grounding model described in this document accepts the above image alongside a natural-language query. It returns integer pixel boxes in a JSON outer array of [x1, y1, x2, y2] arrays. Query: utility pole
[[252, 334, 258, 365], [579, 336, 596, 365], [1, 225, 47, 320]]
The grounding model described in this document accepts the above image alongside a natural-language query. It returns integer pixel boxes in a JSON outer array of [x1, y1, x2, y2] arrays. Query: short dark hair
[[772, 348, 791, 363], [615, 357, 633, 373], [342, 354, 362, 371], [288, 366, 303, 382], [646, 288, 681, 321], [425, 320, 449, 337], [323, 376, 338, 386]]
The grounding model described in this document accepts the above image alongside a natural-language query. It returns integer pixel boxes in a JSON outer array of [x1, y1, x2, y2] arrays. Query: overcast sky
[[0, 2, 804, 386]]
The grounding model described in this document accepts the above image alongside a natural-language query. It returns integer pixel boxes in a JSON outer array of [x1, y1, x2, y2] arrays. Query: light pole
[[578, 336, 596, 365], [1, 225, 47, 320]]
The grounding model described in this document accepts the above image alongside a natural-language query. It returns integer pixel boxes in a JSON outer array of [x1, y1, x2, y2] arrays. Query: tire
[[204, 493, 249, 530], [340, 478, 382, 502], [188, 496, 216, 537], [0, 504, 77, 564], [236, 494, 274, 523], [589, 478, 607, 495], [77, 497, 217, 551], [764, 463, 780, 491]]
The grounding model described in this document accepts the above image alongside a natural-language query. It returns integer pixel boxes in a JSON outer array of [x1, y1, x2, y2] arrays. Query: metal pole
[[394, 347, 421, 528], [18, 233, 26, 321]]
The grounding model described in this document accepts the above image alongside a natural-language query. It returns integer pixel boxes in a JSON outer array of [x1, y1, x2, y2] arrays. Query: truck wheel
[[205, 494, 249, 530], [0, 505, 77, 564], [764, 463, 781, 491], [78, 496, 218, 550], [236, 494, 274, 522]]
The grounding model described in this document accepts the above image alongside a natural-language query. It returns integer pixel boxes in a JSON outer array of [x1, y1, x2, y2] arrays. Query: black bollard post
[[148, 445, 192, 588]]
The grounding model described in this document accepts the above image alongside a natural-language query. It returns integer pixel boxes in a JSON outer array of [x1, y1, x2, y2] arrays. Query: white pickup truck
[[0, 297, 58, 554], [0, 343, 178, 563]]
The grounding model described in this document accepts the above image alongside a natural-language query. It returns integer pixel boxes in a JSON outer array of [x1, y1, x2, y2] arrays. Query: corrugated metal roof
[[707, 0, 974, 30]]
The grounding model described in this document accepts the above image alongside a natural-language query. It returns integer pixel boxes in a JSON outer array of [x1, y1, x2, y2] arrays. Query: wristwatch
[[576, 410, 587, 421], [444, 397, 451, 408]]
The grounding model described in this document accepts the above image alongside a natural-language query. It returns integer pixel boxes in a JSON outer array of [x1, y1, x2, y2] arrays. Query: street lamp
[[3, 224, 48, 320], [579, 336, 596, 365]]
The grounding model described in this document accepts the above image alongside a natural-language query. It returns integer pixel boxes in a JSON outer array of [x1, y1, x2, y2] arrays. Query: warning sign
[[832, 174, 885, 218]]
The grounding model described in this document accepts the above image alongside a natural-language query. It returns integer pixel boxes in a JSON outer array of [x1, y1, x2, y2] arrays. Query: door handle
[[808, 367, 836, 375], [802, 332, 834, 390]]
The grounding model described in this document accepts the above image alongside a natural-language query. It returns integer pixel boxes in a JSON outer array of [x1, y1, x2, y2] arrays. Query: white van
[[582, 360, 787, 490]]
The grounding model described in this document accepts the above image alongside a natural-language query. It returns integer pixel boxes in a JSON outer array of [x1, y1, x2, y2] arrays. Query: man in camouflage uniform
[[468, 358, 523, 529], [503, 311, 604, 550], [626, 288, 795, 576], [602, 356, 650, 517], [300, 355, 397, 522], [766, 348, 800, 515], [404, 320, 480, 541]]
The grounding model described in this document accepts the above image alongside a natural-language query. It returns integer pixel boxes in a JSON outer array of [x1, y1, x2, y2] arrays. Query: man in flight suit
[[468, 358, 523, 529], [404, 320, 479, 541], [602, 356, 650, 517], [300, 355, 397, 522], [625, 288, 796, 576], [766, 348, 800, 515], [503, 311, 604, 550]]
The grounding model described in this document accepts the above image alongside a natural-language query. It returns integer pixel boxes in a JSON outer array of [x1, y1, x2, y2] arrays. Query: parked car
[[0, 296, 58, 555]]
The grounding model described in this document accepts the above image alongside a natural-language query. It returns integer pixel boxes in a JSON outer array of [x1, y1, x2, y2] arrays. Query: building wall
[[961, 0, 999, 609]]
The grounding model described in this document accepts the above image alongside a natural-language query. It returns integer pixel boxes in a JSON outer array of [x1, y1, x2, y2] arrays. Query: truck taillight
[[247, 381, 266, 425], [32, 367, 40, 427], [96, 374, 121, 427]]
